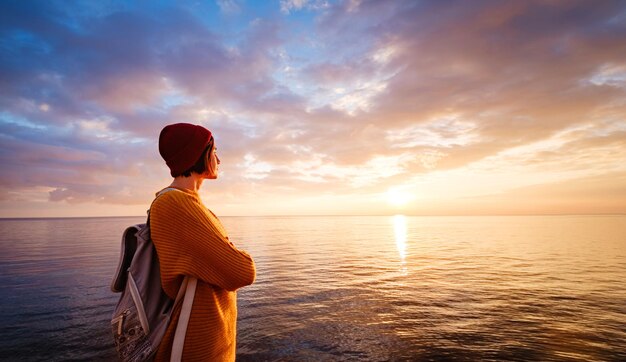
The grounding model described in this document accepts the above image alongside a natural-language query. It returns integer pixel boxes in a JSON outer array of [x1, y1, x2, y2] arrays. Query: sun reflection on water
[[393, 215, 407, 266]]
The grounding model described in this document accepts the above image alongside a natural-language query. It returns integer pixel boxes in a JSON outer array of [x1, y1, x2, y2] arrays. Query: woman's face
[[205, 143, 220, 179]]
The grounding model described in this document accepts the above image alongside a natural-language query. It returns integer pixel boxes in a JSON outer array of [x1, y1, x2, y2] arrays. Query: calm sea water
[[0, 215, 624, 361]]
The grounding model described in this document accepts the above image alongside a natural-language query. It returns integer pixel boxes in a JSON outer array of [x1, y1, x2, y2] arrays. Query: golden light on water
[[393, 215, 407, 263]]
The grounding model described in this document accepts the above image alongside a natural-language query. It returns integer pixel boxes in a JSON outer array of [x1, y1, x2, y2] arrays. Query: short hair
[[179, 138, 213, 177]]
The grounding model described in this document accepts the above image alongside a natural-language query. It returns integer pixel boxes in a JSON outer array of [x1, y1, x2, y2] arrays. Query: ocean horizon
[[1, 215, 625, 361], [3, 213, 625, 220]]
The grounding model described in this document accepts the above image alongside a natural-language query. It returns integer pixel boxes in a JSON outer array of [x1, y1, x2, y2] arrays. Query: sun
[[386, 187, 414, 206]]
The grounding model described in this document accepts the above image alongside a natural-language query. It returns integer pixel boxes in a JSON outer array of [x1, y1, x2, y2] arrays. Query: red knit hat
[[159, 123, 213, 177]]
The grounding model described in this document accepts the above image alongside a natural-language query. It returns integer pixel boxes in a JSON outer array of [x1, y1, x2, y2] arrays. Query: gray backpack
[[111, 188, 197, 362]]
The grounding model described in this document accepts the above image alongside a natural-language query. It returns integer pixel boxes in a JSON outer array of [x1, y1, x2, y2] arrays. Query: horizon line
[[1, 213, 625, 220]]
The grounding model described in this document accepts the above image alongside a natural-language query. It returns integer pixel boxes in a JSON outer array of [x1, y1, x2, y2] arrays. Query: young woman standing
[[151, 123, 256, 361]]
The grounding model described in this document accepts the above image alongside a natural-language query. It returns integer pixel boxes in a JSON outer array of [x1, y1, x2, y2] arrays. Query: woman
[[150, 123, 256, 361]]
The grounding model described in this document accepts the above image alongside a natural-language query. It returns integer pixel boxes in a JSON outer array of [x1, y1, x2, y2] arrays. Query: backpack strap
[[157, 187, 179, 197], [170, 276, 198, 361], [110, 225, 142, 293], [110, 188, 179, 293]]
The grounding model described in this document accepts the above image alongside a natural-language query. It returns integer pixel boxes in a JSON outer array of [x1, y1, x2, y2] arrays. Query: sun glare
[[386, 187, 413, 206]]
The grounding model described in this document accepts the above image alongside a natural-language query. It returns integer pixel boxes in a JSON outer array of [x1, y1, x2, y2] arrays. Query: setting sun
[[386, 187, 414, 207]]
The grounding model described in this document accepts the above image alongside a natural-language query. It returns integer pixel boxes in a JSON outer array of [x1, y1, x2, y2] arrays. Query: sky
[[1, 0, 625, 218]]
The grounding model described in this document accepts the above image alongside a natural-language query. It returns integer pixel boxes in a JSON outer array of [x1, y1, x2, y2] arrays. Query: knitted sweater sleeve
[[150, 190, 256, 293]]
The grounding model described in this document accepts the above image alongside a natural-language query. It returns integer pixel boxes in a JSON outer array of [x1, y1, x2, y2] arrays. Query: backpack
[[111, 188, 197, 362]]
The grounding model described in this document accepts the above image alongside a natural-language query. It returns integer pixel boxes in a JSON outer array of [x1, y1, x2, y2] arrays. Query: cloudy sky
[[1, 0, 625, 217]]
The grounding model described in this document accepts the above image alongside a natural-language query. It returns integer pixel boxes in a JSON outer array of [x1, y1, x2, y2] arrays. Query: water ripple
[[1, 216, 625, 361]]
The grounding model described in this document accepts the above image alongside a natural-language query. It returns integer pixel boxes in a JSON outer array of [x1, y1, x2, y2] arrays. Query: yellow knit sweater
[[150, 187, 256, 361]]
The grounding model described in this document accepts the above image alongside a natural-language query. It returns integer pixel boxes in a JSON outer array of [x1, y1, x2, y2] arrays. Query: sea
[[0, 215, 624, 361]]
